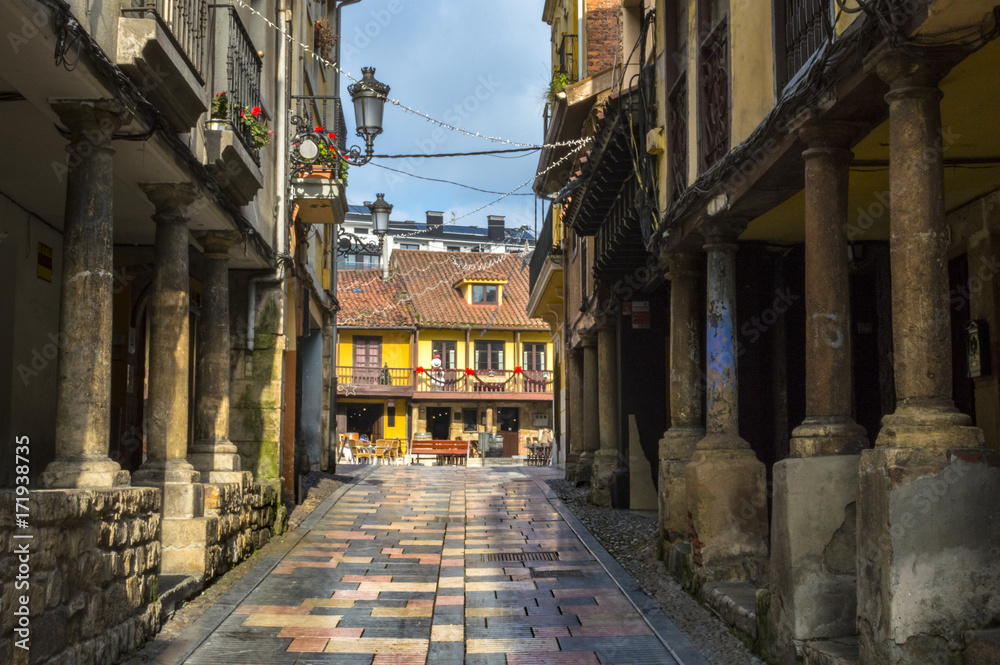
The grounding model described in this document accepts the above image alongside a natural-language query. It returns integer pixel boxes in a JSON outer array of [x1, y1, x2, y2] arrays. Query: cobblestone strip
[[178, 466, 693, 664]]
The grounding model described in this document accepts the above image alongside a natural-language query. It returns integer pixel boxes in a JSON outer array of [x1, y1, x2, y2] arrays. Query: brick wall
[[586, 0, 620, 76], [203, 478, 285, 580]]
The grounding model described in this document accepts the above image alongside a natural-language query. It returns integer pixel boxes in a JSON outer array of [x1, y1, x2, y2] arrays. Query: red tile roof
[[391, 250, 548, 330], [336, 269, 414, 327]]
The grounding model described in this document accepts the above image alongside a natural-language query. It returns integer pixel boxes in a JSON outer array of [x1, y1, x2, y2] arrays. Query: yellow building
[[336, 251, 555, 457]]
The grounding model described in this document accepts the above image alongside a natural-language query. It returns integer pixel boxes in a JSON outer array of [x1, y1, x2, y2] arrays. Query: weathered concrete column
[[769, 123, 865, 663], [564, 347, 584, 482], [39, 100, 132, 489], [589, 320, 619, 506], [854, 50, 999, 665], [658, 252, 705, 544], [576, 336, 599, 484], [684, 220, 767, 580], [132, 184, 203, 514], [189, 231, 248, 484]]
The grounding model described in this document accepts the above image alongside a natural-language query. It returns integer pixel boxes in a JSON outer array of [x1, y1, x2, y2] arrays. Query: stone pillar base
[[875, 402, 984, 450], [189, 439, 244, 483], [39, 457, 131, 489], [133, 459, 203, 518], [588, 449, 617, 507], [659, 426, 704, 543], [685, 441, 768, 581], [160, 516, 215, 576], [858, 446, 1000, 665], [790, 416, 867, 457], [576, 452, 594, 486], [768, 455, 859, 665]]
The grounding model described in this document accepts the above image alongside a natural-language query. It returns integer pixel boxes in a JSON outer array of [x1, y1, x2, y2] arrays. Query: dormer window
[[473, 284, 498, 304]]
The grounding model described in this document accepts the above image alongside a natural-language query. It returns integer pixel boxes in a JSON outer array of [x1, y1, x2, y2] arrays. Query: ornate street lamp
[[337, 193, 392, 255], [290, 67, 390, 172]]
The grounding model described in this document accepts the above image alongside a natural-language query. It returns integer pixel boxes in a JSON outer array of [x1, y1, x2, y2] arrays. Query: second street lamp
[[337, 193, 392, 255]]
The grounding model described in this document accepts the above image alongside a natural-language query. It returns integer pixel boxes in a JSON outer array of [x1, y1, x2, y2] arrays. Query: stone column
[[855, 50, 998, 665], [40, 100, 132, 489], [770, 123, 866, 660], [590, 321, 619, 506], [659, 252, 705, 544], [189, 231, 247, 484], [684, 220, 767, 580], [132, 185, 203, 506], [577, 336, 599, 484], [565, 347, 584, 481]]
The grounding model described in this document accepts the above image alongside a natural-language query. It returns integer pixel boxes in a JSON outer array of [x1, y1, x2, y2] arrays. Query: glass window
[[447, 245, 461, 252], [400, 243, 419, 250], [475, 340, 504, 370], [431, 340, 457, 369], [354, 228, 368, 235], [472, 284, 498, 304], [523, 343, 546, 371], [463, 408, 478, 432]]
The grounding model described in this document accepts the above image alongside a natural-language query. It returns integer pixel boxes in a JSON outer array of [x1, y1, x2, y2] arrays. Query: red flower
[[514, 366, 522, 374], [251, 106, 261, 117], [465, 368, 475, 376], [314, 126, 323, 132], [415, 366, 424, 374], [328, 132, 337, 139]]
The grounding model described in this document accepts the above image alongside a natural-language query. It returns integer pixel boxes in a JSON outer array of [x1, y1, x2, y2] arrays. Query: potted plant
[[546, 72, 571, 103], [314, 19, 337, 60], [239, 105, 272, 150], [208, 91, 229, 130], [300, 126, 349, 182]]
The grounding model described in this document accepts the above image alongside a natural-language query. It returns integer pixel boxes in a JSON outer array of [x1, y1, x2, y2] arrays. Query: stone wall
[[0, 488, 161, 665], [202, 478, 286, 580]]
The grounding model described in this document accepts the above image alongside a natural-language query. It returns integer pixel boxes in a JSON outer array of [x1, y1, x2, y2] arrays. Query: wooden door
[[353, 336, 382, 384]]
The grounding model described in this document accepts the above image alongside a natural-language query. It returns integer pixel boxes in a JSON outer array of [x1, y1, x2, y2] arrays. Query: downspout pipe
[[333, 0, 363, 99]]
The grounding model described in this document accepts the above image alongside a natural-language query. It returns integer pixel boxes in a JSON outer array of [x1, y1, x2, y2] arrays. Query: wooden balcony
[[334, 367, 554, 401]]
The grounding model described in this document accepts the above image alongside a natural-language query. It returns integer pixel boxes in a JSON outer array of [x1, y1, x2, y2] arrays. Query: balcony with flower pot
[[117, 0, 210, 131], [290, 96, 349, 225], [202, 4, 266, 205]]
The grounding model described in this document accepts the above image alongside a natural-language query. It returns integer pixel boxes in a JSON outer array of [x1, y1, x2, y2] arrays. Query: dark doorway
[[950, 255, 976, 423], [345, 403, 384, 440], [427, 407, 451, 439], [497, 407, 519, 432]]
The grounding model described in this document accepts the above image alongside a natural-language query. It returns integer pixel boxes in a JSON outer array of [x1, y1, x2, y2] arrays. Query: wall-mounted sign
[[37, 243, 53, 281], [632, 301, 650, 329], [532, 412, 550, 427], [621, 301, 632, 316]]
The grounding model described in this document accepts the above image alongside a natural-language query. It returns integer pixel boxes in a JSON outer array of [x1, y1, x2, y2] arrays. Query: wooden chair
[[350, 439, 374, 464], [386, 439, 402, 465], [373, 439, 393, 465]]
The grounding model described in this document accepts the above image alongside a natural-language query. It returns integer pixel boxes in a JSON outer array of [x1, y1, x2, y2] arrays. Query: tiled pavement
[[172, 467, 707, 665]]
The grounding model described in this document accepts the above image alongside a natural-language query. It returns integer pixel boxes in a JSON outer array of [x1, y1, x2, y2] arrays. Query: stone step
[[965, 628, 1000, 665], [157, 573, 203, 620], [701, 582, 761, 642], [803, 637, 859, 665]]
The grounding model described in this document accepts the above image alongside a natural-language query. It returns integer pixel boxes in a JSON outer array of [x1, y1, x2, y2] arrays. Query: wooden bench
[[409, 439, 471, 465]]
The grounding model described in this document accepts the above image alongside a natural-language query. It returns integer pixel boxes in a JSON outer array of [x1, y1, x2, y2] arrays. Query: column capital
[[870, 47, 951, 95], [702, 219, 746, 251], [141, 182, 200, 224], [51, 98, 131, 146], [798, 120, 864, 153], [198, 230, 242, 258]]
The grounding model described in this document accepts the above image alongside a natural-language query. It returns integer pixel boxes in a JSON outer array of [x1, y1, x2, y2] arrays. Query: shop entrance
[[427, 407, 451, 439], [345, 403, 384, 440]]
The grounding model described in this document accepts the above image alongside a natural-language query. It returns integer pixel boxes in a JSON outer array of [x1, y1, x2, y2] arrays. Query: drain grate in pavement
[[481, 551, 559, 562], [530, 568, 583, 578]]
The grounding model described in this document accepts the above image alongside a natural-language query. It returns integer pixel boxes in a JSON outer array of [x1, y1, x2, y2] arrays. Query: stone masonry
[[0, 488, 161, 665]]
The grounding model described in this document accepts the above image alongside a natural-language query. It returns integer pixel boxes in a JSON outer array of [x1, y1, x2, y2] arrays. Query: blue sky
[[336, 0, 551, 236]]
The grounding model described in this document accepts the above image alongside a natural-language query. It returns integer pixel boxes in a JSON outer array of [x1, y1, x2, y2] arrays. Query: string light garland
[[232, 0, 589, 151]]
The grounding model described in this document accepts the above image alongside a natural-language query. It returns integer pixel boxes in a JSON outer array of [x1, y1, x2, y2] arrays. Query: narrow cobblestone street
[[150, 466, 707, 664]]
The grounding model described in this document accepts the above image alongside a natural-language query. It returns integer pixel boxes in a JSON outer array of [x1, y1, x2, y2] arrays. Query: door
[[427, 407, 451, 440], [522, 342, 547, 393], [353, 336, 382, 384]]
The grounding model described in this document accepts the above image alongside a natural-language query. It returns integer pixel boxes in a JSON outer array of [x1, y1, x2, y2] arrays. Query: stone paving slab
[[175, 467, 706, 664]]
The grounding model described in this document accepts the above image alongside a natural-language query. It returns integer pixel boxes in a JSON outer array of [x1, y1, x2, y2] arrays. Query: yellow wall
[[418, 329, 467, 367], [338, 329, 412, 367], [730, 0, 776, 146]]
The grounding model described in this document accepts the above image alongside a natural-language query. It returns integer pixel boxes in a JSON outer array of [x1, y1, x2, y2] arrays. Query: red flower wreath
[[465, 368, 475, 376], [514, 366, 523, 374], [415, 366, 424, 374]]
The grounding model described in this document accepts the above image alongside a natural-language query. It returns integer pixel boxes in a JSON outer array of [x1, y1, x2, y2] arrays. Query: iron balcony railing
[[123, 0, 208, 82], [292, 95, 348, 154], [783, 0, 828, 89], [334, 367, 554, 395], [212, 4, 263, 162], [699, 17, 730, 172], [557, 33, 578, 82], [668, 72, 688, 203], [529, 206, 560, 293]]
